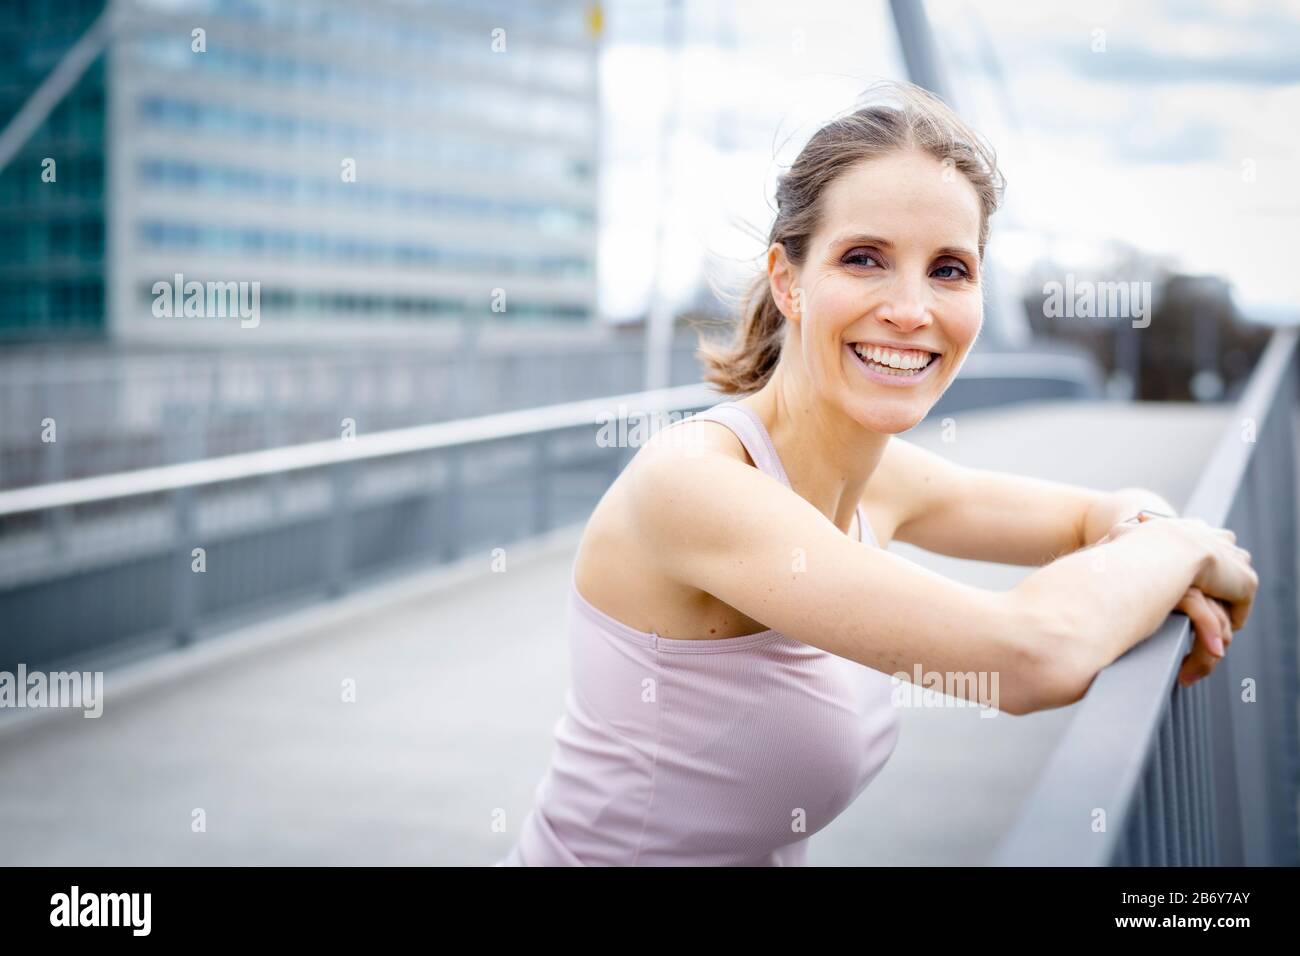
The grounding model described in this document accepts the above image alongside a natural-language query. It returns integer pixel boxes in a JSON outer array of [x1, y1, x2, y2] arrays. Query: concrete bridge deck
[[0, 399, 1232, 865]]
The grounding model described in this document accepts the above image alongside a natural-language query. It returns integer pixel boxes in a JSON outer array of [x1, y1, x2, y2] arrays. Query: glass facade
[[0, 0, 599, 341], [137, 158, 594, 232], [133, 96, 593, 185]]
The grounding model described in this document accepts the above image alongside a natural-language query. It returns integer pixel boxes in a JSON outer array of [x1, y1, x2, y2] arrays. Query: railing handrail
[[0, 383, 719, 518], [993, 327, 1298, 866], [0, 348, 1105, 517], [956, 350, 1104, 390]]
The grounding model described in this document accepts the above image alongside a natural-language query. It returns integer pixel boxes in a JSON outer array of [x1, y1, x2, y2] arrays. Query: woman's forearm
[[1011, 519, 1208, 701], [1079, 486, 1179, 548]]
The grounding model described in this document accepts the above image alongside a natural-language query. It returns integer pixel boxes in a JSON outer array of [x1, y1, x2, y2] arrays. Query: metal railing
[[0, 348, 1105, 675], [0, 342, 1101, 491], [0, 340, 706, 490], [994, 328, 1300, 866], [930, 347, 1102, 412], [0, 383, 718, 671]]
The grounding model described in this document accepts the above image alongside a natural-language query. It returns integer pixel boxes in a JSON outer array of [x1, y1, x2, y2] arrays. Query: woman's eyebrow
[[935, 244, 978, 261], [832, 233, 977, 261], [832, 233, 893, 248]]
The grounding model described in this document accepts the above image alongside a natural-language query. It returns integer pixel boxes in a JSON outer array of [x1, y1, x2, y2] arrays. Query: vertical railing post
[[533, 433, 552, 536], [166, 400, 203, 645], [42, 390, 70, 558], [1179, 687, 1203, 865], [173, 485, 198, 646], [1130, 771, 1150, 865], [1171, 693, 1189, 864], [1154, 728, 1175, 868], [1192, 679, 1215, 864], [1196, 676, 1216, 863], [441, 447, 464, 562], [1156, 717, 1174, 864], [265, 365, 290, 521], [1138, 760, 1158, 865], [326, 460, 353, 598]]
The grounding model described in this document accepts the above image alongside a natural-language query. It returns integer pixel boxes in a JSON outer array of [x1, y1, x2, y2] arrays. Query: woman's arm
[[1078, 486, 1179, 546], [629, 438, 1253, 716], [871, 437, 1180, 564], [1007, 519, 1208, 684]]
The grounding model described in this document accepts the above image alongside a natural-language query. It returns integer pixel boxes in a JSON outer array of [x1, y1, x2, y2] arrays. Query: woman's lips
[[845, 343, 941, 386]]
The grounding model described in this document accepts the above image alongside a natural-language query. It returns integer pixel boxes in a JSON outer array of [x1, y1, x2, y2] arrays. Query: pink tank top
[[498, 400, 902, 866]]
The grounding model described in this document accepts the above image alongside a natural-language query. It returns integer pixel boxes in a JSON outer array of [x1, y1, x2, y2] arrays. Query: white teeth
[[851, 344, 934, 372]]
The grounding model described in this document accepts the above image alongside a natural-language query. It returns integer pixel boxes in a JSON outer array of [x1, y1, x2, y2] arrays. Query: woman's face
[[773, 148, 985, 434]]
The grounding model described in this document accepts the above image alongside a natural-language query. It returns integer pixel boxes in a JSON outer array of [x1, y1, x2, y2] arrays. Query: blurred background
[[0, 0, 1296, 866]]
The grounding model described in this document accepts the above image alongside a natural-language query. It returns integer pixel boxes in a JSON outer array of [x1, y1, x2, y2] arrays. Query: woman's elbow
[[997, 603, 1097, 716]]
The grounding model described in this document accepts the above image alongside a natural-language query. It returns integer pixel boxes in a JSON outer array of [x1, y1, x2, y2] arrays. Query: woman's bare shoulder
[[572, 415, 755, 623], [616, 415, 760, 532], [583, 415, 752, 553]]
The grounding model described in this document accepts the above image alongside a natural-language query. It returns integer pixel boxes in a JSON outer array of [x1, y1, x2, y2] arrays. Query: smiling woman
[[498, 80, 1258, 868]]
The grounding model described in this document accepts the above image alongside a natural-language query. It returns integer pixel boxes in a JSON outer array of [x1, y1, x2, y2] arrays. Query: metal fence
[[0, 338, 706, 490], [0, 383, 718, 672], [994, 328, 1300, 866], [0, 348, 1104, 676], [0, 340, 1103, 491]]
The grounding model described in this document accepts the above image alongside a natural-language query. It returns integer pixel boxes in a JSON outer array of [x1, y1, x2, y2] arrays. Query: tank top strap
[[686, 401, 876, 548], [687, 401, 792, 490]]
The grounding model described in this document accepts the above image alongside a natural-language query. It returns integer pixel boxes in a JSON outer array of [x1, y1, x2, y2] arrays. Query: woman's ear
[[767, 244, 802, 324]]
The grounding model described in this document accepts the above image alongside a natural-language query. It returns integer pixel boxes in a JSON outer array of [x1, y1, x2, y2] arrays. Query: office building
[[0, 0, 600, 342]]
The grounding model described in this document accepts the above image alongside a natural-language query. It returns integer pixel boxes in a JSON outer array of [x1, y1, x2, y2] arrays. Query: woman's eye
[[932, 262, 969, 280], [843, 249, 880, 268]]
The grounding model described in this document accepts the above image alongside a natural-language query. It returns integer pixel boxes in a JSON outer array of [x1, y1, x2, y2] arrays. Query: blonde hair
[[697, 81, 1005, 395]]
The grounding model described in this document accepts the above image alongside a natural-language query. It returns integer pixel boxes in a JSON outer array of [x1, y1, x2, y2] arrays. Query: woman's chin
[[848, 404, 928, 435], [878, 414, 927, 435]]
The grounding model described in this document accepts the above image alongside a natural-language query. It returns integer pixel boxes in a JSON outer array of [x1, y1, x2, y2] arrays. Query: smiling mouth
[[848, 343, 939, 377]]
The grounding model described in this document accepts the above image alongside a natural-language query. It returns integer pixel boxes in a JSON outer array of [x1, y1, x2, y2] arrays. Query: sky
[[596, 0, 1300, 327]]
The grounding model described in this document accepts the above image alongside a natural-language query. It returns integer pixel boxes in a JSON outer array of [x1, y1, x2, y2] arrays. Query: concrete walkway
[[0, 400, 1230, 865]]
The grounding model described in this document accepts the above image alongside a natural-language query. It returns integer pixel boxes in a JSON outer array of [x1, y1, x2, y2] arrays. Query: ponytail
[[696, 273, 787, 395]]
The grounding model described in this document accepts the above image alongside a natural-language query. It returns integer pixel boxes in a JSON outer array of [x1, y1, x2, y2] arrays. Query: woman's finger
[[1180, 633, 1222, 686], [1179, 645, 1218, 686], [1210, 598, 1234, 645], [1180, 589, 1226, 658], [1224, 568, 1259, 631]]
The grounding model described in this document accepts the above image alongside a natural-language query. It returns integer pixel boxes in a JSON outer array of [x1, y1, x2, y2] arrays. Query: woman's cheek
[[808, 284, 858, 331], [944, 298, 982, 347]]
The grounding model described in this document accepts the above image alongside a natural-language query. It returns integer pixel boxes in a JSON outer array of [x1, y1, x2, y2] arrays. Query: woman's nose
[[875, 276, 931, 331]]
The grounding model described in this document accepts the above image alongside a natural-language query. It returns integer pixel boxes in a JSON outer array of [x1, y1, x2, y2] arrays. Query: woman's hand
[[1174, 586, 1233, 687], [1179, 518, 1258, 632], [1100, 514, 1257, 687]]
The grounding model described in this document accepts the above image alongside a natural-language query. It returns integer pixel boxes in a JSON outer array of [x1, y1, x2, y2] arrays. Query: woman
[[496, 82, 1258, 867]]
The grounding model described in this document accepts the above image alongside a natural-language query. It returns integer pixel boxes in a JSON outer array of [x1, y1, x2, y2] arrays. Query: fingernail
[[1211, 635, 1226, 657]]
